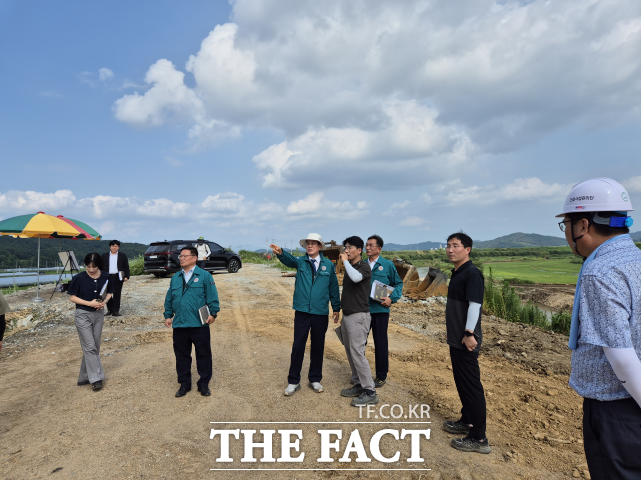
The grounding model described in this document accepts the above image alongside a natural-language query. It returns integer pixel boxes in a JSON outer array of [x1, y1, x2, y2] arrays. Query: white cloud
[[252, 100, 474, 187], [383, 200, 410, 217], [419, 193, 432, 204], [99, 68, 114, 81], [114, 0, 641, 180], [623, 175, 641, 194], [286, 191, 368, 219], [164, 156, 184, 167], [113, 59, 205, 128], [0, 189, 369, 237], [443, 177, 572, 206], [399, 216, 425, 227], [0, 190, 76, 214]]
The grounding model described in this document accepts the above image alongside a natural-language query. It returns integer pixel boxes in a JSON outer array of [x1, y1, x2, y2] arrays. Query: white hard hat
[[556, 177, 634, 218], [300, 233, 323, 248]]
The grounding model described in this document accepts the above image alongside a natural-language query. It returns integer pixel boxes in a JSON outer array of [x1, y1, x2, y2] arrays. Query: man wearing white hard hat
[[556, 177, 641, 478], [270, 234, 341, 396]]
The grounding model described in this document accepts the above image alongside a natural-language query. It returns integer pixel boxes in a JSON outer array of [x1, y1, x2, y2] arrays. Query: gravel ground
[[1, 266, 589, 479]]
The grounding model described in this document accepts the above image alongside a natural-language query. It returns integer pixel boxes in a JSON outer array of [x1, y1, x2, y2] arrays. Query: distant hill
[[631, 231, 641, 241], [379, 232, 568, 251], [0, 236, 149, 269], [383, 241, 444, 251], [473, 232, 568, 249]]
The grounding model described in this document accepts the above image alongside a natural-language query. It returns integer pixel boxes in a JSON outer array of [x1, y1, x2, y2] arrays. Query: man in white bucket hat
[[270, 234, 341, 396], [556, 177, 641, 478]]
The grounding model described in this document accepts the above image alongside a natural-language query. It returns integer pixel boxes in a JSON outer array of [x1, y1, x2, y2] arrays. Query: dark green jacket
[[369, 256, 403, 314], [164, 266, 220, 328], [277, 251, 340, 315]]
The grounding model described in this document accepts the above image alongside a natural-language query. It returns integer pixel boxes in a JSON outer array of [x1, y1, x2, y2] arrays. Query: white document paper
[[118, 271, 124, 281], [99, 280, 109, 301], [370, 280, 394, 303]]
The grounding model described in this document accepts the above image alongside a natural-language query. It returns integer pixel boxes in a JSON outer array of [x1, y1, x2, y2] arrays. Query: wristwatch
[[464, 331, 477, 338]]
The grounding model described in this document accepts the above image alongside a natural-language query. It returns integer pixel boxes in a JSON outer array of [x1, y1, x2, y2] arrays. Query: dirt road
[[1, 265, 589, 479]]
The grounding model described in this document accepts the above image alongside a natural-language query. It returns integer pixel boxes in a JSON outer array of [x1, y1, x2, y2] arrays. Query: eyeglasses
[[365, 243, 380, 249], [558, 219, 571, 232], [178, 254, 195, 259]]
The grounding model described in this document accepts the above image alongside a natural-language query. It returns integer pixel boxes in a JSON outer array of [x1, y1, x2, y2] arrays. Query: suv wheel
[[228, 258, 240, 273]]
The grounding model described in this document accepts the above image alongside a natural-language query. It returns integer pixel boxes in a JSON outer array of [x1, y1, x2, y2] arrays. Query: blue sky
[[1, 0, 640, 251]]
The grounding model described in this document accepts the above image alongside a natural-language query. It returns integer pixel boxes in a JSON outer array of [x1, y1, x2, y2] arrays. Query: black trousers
[[583, 397, 641, 479], [107, 275, 123, 313], [0, 314, 5, 341], [288, 311, 328, 385], [370, 312, 390, 380], [172, 326, 212, 390], [450, 346, 487, 440]]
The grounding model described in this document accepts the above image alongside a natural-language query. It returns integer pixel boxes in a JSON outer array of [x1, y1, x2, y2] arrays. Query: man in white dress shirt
[[101, 240, 130, 317]]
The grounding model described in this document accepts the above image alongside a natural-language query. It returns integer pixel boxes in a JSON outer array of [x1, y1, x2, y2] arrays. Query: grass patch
[[482, 258, 580, 284], [0, 284, 33, 295]]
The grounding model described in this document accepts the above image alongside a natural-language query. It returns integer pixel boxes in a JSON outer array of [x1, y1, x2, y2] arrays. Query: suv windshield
[[145, 244, 170, 254]]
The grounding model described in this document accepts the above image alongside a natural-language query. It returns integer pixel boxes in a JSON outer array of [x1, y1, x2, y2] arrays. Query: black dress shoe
[[199, 387, 211, 396], [77, 380, 90, 386], [112, 312, 122, 317], [104, 311, 113, 316], [92, 381, 103, 391], [175, 387, 191, 397]]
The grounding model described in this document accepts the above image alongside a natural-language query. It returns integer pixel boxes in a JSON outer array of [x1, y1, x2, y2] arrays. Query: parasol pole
[[32, 234, 45, 303]]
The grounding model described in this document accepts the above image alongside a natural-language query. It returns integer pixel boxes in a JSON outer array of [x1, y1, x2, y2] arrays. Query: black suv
[[143, 240, 242, 277]]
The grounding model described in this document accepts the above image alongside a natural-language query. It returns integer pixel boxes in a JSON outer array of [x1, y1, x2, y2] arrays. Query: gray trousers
[[75, 309, 105, 384], [341, 312, 374, 391]]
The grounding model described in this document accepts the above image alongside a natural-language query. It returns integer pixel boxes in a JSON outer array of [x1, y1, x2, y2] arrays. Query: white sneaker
[[284, 384, 301, 396], [309, 382, 324, 393]]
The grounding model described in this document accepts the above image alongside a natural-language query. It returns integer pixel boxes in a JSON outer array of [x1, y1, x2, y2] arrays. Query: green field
[[484, 258, 580, 284]]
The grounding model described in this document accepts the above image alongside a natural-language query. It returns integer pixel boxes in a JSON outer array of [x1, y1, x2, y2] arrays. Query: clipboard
[[370, 280, 394, 303]]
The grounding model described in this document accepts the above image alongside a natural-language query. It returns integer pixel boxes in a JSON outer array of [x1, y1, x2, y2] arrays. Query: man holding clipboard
[[164, 246, 220, 398], [365, 235, 403, 389]]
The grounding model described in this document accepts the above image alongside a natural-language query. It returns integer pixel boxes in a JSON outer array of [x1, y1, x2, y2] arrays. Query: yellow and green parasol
[[0, 212, 102, 302]]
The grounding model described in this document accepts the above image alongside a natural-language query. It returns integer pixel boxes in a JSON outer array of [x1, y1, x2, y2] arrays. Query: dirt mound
[[513, 284, 575, 312]]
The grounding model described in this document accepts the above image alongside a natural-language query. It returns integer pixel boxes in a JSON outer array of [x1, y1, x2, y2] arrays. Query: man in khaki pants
[[338, 236, 378, 406]]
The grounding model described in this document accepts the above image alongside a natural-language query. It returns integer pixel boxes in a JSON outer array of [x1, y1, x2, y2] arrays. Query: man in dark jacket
[[337, 236, 377, 407], [270, 233, 341, 396], [164, 246, 219, 398], [101, 240, 130, 317]]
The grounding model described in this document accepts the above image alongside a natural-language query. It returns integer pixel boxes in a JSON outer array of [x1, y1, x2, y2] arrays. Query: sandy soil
[[1, 265, 590, 479], [511, 284, 576, 312]]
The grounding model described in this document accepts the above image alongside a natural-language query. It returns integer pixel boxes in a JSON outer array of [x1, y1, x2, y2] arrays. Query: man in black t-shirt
[[442, 232, 490, 454]]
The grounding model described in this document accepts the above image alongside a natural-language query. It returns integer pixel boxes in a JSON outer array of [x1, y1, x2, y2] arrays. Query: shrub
[[129, 255, 145, 276], [504, 278, 535, 285], [551, 310, 572, 335]]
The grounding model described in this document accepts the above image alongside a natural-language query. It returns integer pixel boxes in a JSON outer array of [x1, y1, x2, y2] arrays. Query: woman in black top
[[67, 253, 114, 391]]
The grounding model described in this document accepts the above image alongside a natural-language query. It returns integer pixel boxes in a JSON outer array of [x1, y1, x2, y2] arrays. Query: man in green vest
[[365, 235, 403, 388], [271, 233, 341, 396], [164, 246, 220, 398]]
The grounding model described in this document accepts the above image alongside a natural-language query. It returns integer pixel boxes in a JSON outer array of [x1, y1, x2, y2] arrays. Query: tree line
[[0, 236, 149, 270]]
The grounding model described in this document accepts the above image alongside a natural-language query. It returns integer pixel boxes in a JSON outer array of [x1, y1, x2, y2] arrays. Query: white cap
[[300, 233, 323, 248], [556, 177, 633, 217]]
